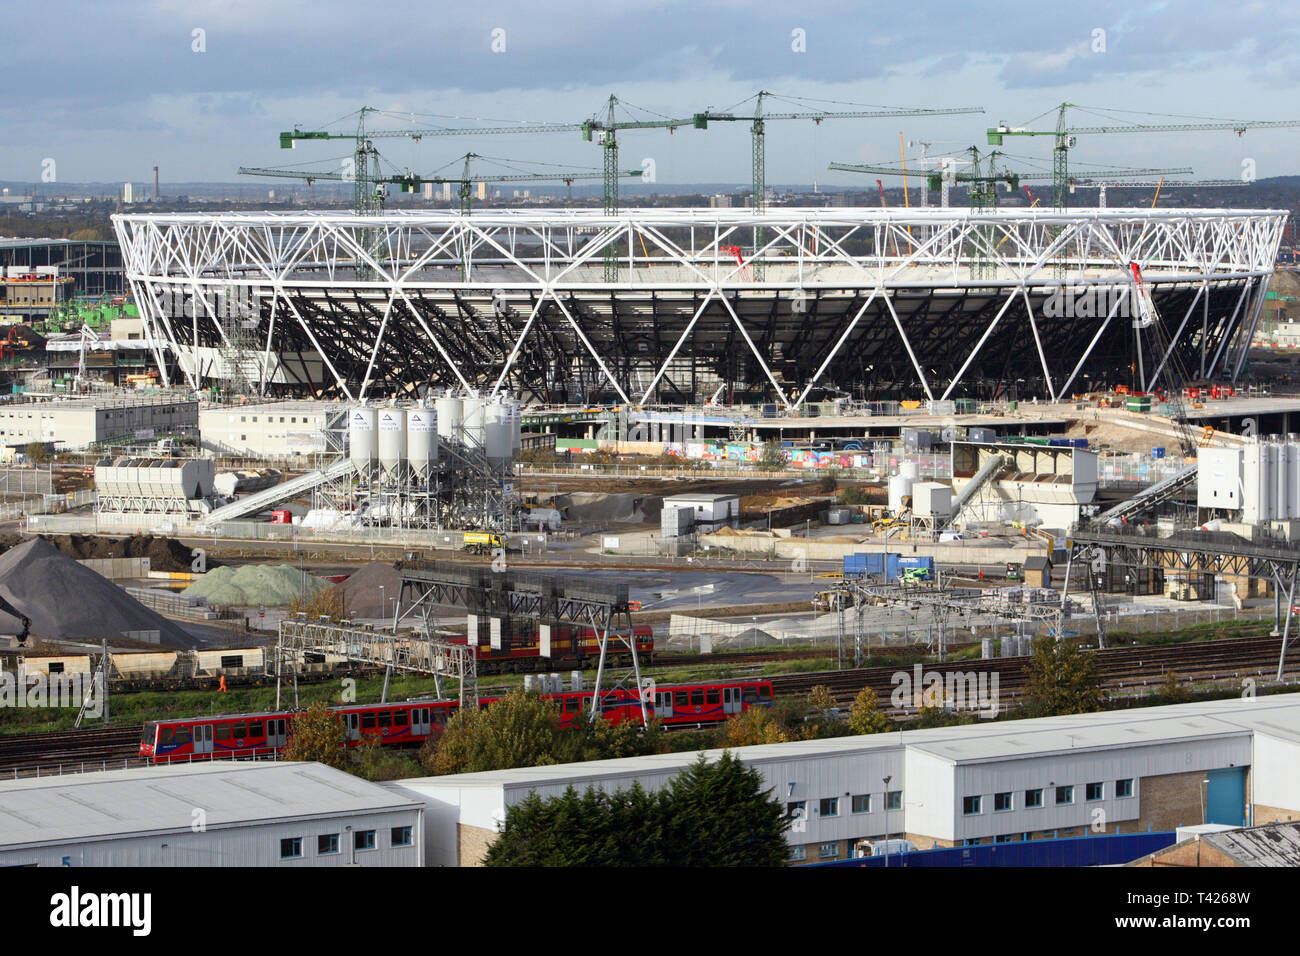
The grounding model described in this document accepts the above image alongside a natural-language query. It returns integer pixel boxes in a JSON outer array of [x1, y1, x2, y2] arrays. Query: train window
[[361, 713, 376, 729], [233, 721, 247, 738], [215, 724, 231, 740], [159, 727, 174, 746], [174, 727, 191, 745], [675, 691, 688, 707], [742, 688, 757, 703], [377, 711, 392, 728], [249, 721, 263, 737], [690, 689, 704, 706], [431, 710, 445, 725], [602, 695, 621, 713], [393, 710, 408, 727], [565, 697, 580, 714], [706, 689, 720, 705], [759, 686, 771, 701]]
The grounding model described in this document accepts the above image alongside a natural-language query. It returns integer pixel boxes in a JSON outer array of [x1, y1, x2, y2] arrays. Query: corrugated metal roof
[[1204, 821, 1300, 866], [405, 695, 1300, 791], [0, 761, 419, 850]]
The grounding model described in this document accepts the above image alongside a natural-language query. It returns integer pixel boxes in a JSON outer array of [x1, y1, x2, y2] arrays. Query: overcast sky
[[6, 0, 1300, 189]]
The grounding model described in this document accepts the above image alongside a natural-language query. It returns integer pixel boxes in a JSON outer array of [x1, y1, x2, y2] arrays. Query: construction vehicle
[[812, 589, 850, 612], [872, 508, 911, 533], [1005, 562, 1023, 581], [463, 531, 509, 555], [0, 593, 31, 647]]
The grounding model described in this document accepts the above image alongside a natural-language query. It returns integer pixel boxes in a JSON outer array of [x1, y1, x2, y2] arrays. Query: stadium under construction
[[112, 207, 1287, 408]]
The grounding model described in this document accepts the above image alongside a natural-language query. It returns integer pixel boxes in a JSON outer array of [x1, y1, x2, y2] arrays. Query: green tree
[[1023, 635, 1103, 717], [907, 705, 976, 729], [662, 752, 789, 867], [288, 583, 346, 622], [283, 701, 346, 769], [848, 687, 893, 735], [758, 439, 786, 470], [24, 441, 49, 463], [486, 752, 788, 867], [420, 690, 566, 775], [1159, 671, 1191, 704], [720, 705, 793, 746]]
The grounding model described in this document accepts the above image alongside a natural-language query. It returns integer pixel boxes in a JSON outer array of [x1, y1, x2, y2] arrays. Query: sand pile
[[0, 538, 198, 647], [337, 562, 404, 618], [183, 564, 327, 608]]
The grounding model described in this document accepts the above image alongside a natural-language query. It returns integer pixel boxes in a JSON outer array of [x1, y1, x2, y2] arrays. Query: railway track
[[769, 635, 1298, 713], [0, 725, 144, 773]]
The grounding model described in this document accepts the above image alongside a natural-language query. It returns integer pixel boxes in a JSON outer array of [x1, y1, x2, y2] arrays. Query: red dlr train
[[139, 678, 774, 764]]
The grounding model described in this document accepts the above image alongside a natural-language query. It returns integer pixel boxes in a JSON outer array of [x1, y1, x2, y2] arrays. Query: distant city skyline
[[4, 1, 1300, 188]]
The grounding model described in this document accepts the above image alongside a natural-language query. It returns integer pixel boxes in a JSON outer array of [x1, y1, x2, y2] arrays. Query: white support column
[[1021, 288, 1056, 400], [939, 289, 1019, 401], [549, 293, 632, 404], [1055, 287, 1128, 399], [715, 291, 794, 411], [882, 291, 934, 401], [794, 289, 880, 409], [639, 290, 716, 406]]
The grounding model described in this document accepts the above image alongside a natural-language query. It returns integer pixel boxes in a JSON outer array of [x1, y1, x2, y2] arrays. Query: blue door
[[1206, 767, 1247, 827]]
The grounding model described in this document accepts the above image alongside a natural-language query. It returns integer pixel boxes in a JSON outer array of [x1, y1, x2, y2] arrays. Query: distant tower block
[[122, 182, 134, 204], [441, 182, 451, 202], [153, 166, 159, 201], [422, 182, 433, 201], [476, 182, 486, 201]]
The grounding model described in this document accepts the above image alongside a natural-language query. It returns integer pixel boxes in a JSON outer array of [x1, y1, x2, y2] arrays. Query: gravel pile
[[0, 538, 198, 647], [337, 562, 404, 618], [182, 564, 327, 608]]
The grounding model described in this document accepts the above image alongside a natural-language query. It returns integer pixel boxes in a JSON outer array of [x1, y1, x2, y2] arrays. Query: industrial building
[[0, 394, 197, 452], [950, 440, 1099, 529], [390, 695, 1300, 866], [0, 761, 423, 867], [0, 238, 125, 323], [198, 400, 347, 457]]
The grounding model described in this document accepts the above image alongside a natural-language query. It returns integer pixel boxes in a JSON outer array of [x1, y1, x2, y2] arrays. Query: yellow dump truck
[[463, 531, 508, 555]]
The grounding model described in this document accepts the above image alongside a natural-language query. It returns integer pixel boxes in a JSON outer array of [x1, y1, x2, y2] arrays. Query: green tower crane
[[988, 103, 1300, 210]]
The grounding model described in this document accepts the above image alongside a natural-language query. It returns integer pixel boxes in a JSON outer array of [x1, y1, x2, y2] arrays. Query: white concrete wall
[[1252, 732, 1300, 816]]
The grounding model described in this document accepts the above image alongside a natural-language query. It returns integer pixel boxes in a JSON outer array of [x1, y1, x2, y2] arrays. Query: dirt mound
[[553, 492, 658, 523], [337, 562, 404, 618], [14, 534, 218, 573], [0, 538, 198, 647]]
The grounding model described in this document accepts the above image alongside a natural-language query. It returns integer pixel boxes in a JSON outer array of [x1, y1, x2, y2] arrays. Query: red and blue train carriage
[[443, 623, 655, 674], [139, 678, 774, 764]]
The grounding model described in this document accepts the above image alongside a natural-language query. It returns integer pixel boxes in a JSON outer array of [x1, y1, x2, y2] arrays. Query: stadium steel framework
[[113, 208, 1286, 408]]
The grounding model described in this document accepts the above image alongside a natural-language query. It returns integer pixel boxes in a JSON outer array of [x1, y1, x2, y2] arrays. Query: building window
[[1055, 786, 1074, 806], [318, 834, 339, 855], [885, 790, 902, 811], [1086, 782, 1104, 801], [1025, 788, 1043, 809], [963, 795, 982, 815], [1116, 779, 1134, 798], [354, 830, 376, 851], [786, 800, 807, 822], [818, 841, 839, 859], [819, 797, 839, 817], [391, 826, 412, 847], [851, 794, 872, 814], [994, 792, 1013, 812], [280, 837, 302, 859], [995, 834, 1015, 844], [963, 838, 981, 847], [789, 845, 806, 862]]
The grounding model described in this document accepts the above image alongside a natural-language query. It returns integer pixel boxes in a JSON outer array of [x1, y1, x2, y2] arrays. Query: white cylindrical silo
[[348, 406, 377, 473], [407, 405, 438, 479], [1276, 439, 1291, 521], [1288, 442, 1300, 520], [436, 393, 463, 445], [888, 474, 914, 513], [1265, 441, 1280, 522], [377, 406, 406, 480], [485, 403, 511, 462], [509, 396, 522, 454], [900, 460, 921, 481]]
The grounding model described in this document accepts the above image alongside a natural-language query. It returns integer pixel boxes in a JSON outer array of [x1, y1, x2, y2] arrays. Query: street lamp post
[[882, 774, 893, 868]]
